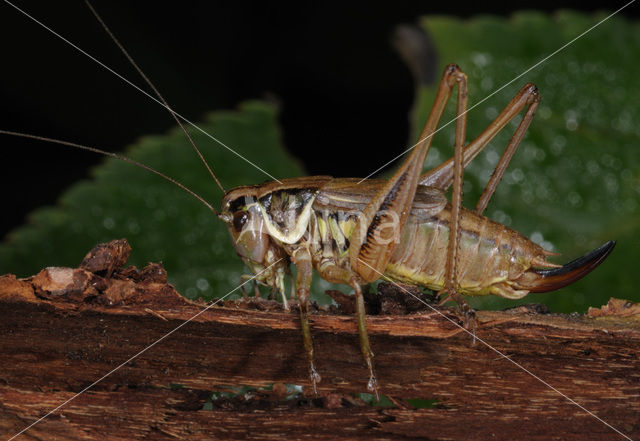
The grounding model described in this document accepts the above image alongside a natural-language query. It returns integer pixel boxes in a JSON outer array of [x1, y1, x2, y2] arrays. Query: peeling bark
[[0, 240, 638, 440]]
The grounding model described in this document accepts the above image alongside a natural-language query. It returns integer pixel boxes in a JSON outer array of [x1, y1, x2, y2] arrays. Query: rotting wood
[[0, 240, 638, 441]]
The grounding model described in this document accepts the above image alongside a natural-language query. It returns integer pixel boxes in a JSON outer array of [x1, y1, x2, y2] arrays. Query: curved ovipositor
[[515, 241, 616, 293]]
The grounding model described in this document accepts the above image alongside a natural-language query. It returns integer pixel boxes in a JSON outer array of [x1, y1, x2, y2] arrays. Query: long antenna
[[84, 0, 226, 194], [0, 130, 219, 215]]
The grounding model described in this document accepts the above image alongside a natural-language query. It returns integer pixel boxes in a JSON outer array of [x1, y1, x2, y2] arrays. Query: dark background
[[1, 1, 637, 240]]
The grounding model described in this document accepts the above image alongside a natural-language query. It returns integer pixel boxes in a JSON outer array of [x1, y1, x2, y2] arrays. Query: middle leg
[[318, 263, 378, 398]]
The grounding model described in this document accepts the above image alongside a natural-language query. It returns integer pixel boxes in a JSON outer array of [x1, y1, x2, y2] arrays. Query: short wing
[[315, 179, 447, 217]]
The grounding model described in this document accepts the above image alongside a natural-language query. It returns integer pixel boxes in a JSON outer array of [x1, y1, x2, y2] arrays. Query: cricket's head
[[219, 187, 288, 295]]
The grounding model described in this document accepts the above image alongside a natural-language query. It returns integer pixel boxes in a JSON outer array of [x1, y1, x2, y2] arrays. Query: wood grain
[[0, 241, 638, 440]]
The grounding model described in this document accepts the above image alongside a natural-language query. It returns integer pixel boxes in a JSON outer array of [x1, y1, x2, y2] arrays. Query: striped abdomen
[[386, 204, 554, 299]]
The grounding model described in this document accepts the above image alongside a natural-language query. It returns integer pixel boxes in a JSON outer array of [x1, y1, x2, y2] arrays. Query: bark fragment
[[0, 240, 638, 441]]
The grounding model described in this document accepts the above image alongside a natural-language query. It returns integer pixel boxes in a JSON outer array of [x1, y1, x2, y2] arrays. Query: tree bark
[[0, 241, 638, 441]]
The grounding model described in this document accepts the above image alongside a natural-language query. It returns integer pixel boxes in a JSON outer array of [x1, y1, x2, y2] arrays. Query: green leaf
[[0, 101, 304, 301], [412, 11, 640, 312], [2, 12, 638, 314]]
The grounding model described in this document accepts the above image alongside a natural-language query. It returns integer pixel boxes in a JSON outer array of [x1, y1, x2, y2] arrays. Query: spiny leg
[[453, 85, 539, 333], [292, 248, 321, 394], [426, 83, 541, 330], [352, 281, 378, 398], [474, 85, 540, 215], [318, 263, 378, 398], [401, 64, 470, 321], [350, 64, 470, 283], [419, 83, 541, 200], [431, 67, 477, 331], [347, 64, 481, 387]]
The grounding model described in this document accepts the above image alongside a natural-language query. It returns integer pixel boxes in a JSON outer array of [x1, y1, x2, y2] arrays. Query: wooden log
[[0, 240, 638, 440]]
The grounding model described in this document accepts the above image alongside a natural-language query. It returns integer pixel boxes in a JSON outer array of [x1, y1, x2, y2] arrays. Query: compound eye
[[233, 211, 248, 232]]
